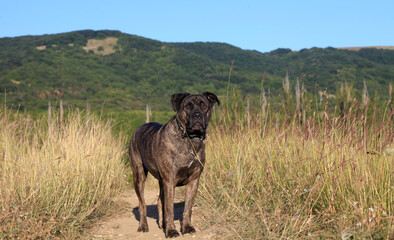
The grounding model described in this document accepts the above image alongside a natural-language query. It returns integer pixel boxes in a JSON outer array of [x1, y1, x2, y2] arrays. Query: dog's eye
[[185, 105, 191, 110], [202, 105, 207, 109]]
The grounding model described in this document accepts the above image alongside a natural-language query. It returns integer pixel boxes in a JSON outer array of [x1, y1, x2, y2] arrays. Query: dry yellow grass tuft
[[0, 108, 126, 238], [197, 101, 393, 239], [82, 37, 120, 55]]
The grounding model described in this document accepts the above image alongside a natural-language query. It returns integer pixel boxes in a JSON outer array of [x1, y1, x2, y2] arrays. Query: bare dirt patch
[[10, 79, 21, 85], [83, 37, 120, 55], [36, 45, 46, 50], [86, 179, 228, 239]]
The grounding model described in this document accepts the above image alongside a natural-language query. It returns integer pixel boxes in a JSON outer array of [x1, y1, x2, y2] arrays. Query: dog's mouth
[[186, 121, 206, 138]]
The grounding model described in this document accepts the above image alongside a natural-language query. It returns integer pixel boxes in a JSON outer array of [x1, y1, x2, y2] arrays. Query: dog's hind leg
[[133, 166, 149, 232], [157, 180, 164, 229], [129, 142, 149, 232]]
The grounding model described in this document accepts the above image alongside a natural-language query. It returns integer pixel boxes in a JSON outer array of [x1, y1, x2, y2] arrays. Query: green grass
[[100, 109, 174, 136]]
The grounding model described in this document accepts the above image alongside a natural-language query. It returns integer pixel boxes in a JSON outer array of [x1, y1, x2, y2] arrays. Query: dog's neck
[[174, 116, 205, 141]]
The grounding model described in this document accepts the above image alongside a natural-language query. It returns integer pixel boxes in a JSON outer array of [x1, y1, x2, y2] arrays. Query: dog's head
[[172, 92, 220, 139]]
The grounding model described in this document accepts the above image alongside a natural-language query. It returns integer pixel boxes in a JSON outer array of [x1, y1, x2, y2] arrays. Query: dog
[[129, 92, 220, 238]]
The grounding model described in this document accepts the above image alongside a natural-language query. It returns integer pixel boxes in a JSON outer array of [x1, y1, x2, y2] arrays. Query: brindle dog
[[129, 92, 220, 238]]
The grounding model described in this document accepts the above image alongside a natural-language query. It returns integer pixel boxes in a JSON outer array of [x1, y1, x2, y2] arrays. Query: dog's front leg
[[182, 178, 198, 234], [163, 180, 179, 238]]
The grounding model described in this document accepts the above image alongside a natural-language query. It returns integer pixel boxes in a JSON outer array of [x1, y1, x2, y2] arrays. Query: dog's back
[[130, 122, 162, 152], [129, 122, 163, 179]]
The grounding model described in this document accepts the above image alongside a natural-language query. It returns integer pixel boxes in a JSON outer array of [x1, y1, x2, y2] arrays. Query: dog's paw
[[166, 229, 180, 238], [182, 225, 196, 235], [137, 224, 149, 232], [158, 218, 164, 229]]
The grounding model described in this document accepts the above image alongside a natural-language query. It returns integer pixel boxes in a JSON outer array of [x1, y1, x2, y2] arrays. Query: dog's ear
[[171, 93, 191, 112], [203, 91, 221, 107]]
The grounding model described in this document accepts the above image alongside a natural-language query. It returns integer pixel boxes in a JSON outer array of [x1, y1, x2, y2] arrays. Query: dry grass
[[198, 100, 393, 239], [338, 46, 394, 51], [82, 37, 120, 55], [0, 108, 126, 238], [1, 80, 392, 239]]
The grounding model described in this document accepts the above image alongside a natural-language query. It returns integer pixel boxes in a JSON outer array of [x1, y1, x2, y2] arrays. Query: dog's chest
[[175, 161, 202, 186], [173, 147, 204, 186]]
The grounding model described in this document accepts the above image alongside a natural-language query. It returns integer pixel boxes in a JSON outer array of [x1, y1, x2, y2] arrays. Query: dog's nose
[[193, 111, 202, 119]]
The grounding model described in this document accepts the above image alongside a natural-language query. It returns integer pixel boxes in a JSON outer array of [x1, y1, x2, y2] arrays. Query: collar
[[175, 116, 205, 141], [175, 116, 187, 138]]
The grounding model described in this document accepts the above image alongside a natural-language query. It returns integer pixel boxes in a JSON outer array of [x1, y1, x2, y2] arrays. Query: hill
[[0, 30, 393, 111], [338, 46, 394, 51]]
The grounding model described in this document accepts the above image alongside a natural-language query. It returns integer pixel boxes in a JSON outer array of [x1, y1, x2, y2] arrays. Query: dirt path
[[86, 184, 226, 239]]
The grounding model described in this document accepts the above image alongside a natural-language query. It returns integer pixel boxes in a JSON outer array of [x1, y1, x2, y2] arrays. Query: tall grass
[[0, 107, 126, 238], [198, 86, 393, 239]]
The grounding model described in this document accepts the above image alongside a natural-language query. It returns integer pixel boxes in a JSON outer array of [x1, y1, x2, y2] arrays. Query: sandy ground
[[86, 183, 227, 240]]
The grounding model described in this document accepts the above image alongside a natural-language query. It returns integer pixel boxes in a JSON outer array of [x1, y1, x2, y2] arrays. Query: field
[[0, 84, 393, 239]]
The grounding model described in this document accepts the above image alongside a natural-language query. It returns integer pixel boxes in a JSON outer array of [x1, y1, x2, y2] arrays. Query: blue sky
[[1, 0, 393, 53]]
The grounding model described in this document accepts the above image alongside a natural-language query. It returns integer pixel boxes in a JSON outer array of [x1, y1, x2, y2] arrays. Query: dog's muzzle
[[187, 111, 206, 136]]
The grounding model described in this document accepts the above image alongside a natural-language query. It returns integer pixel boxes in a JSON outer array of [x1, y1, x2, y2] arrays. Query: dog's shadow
[[132, 201, 185, 227]]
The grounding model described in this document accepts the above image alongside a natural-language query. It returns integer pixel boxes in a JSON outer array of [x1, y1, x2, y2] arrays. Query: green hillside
[[0, 30, 393, 111]]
